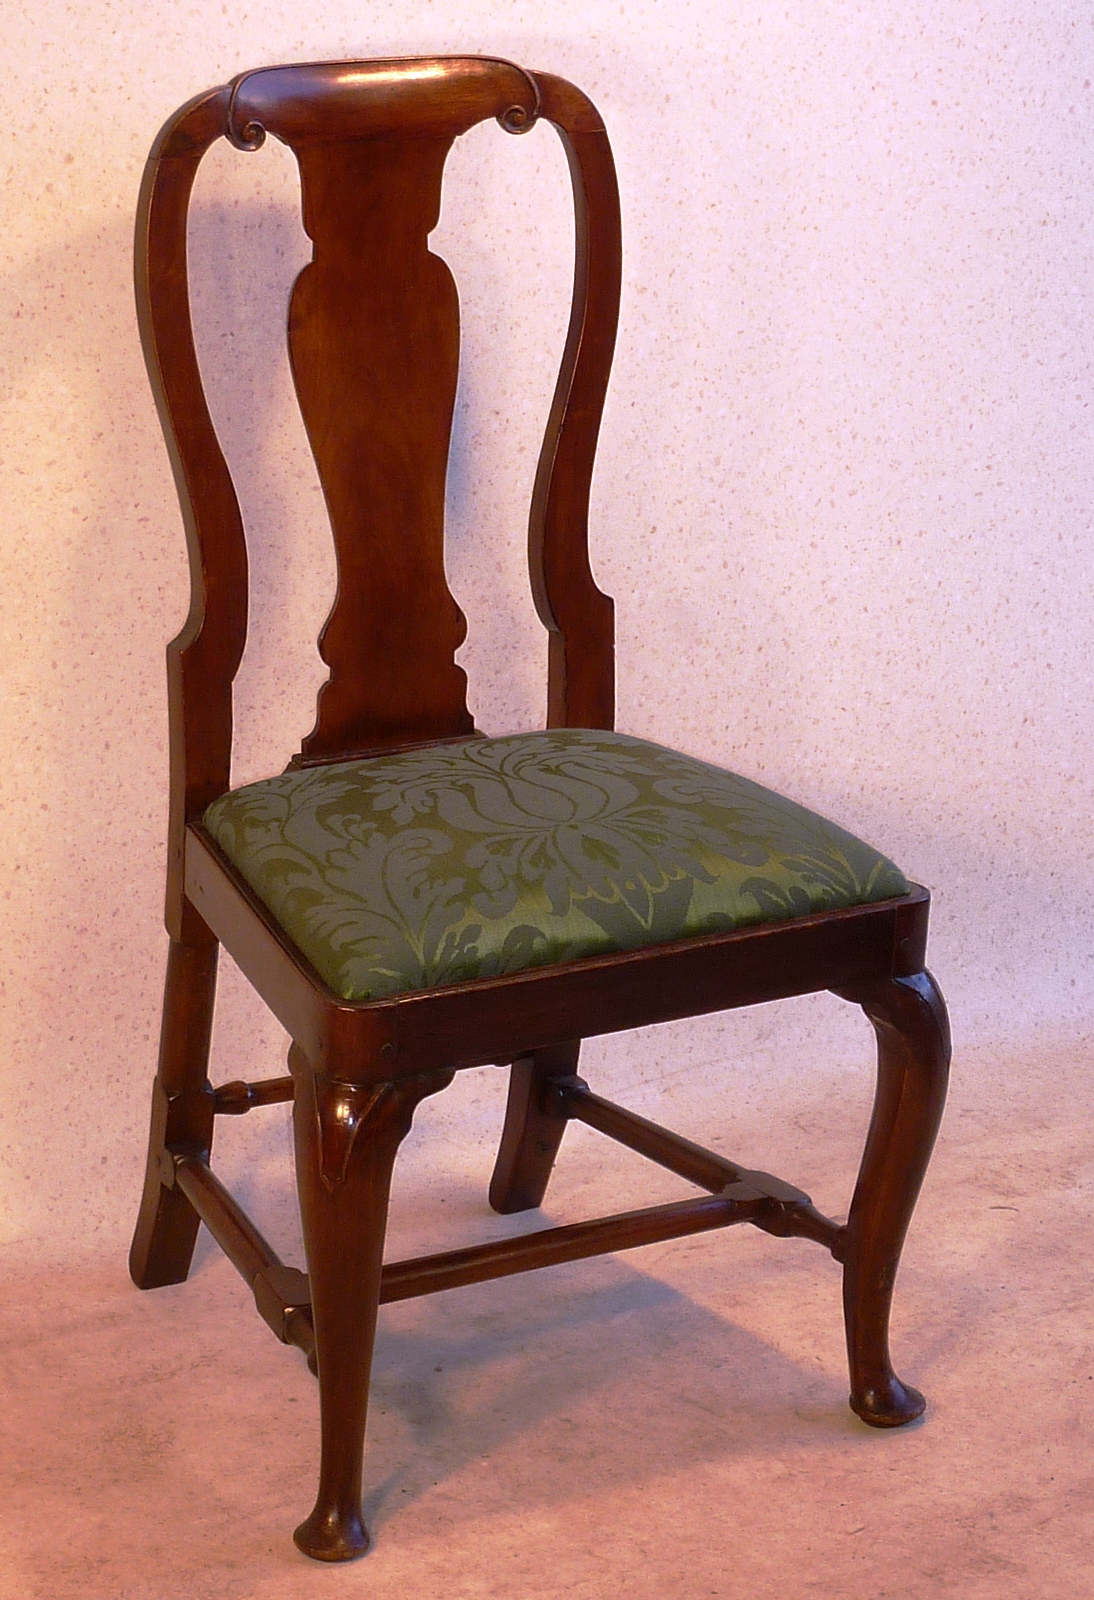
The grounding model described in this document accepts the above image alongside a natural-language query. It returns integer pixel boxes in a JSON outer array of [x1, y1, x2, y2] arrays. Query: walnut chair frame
[[129, 57, 950, 1563]]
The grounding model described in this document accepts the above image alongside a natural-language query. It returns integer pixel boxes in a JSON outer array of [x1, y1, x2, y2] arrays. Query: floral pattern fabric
[[203, 729, 910, 1002]]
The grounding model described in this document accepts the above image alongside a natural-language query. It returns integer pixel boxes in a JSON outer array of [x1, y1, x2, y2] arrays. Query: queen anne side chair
[[130, 57, 951, 1562]]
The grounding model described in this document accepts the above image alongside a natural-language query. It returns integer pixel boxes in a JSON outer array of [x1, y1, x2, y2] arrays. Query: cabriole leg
[[488, 1041, 581, 1214], [129, 933, 219, 1289], [291, 1048, 452, 1562], [840, 970, 950, 1426]]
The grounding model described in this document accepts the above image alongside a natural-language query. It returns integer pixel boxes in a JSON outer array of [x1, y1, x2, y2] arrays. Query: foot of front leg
[[850, 1375, 926, 1428], [293, 1504, 369, 1563]]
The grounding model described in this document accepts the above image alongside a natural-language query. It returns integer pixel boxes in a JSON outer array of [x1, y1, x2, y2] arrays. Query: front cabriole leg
[[838, 971, 950, 1427], [290, 1046, 453, 1562]]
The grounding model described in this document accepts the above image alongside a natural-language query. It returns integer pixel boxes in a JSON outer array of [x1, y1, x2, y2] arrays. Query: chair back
[[137, 59, 621, 935]]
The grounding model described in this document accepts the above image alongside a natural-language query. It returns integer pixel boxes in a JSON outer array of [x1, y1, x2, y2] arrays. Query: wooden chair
[[130, 57, 950, 1563]]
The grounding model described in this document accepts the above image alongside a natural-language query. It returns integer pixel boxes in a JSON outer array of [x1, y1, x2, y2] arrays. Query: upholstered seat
[[205, 730, 909, 1001]]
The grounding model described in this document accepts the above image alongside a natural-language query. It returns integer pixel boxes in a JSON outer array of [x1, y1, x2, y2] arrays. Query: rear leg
[[488, 1042, 581, 1214], [129, 933, 218, 1289]]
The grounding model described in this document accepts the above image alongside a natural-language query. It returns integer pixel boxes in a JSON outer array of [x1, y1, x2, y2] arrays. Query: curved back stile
[[136, 84, 244, 943], [135, 59, 622, 941], [524, 73, 620, 731]]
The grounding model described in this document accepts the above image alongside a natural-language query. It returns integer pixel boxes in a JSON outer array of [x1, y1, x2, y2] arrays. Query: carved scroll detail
[[225, 74, 266, 150], [496, 64, 541, 134]]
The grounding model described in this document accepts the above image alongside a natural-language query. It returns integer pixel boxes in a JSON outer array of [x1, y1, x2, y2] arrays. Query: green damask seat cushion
[[203, 730, 910, 1003]]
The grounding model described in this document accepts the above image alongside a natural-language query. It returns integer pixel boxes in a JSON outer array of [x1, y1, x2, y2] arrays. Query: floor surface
[[3, 1034, 1092, 1599]]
